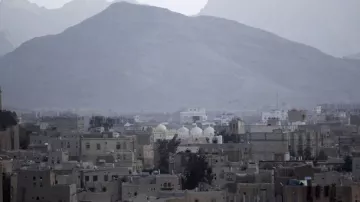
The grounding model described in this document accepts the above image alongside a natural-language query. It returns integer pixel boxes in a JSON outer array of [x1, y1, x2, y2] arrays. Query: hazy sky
[[29, 0, 208, 15]]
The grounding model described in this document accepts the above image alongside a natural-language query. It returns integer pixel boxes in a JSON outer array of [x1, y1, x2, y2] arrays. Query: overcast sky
[[28, 0, 208, 15]]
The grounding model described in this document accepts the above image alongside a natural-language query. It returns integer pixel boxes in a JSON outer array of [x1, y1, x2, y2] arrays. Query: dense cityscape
[[2, 87, 360, 202], [1, 0, 360, 202]]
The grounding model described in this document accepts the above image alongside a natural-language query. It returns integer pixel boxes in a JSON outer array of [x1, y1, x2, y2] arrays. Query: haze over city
[[1, 0, 360, 202]]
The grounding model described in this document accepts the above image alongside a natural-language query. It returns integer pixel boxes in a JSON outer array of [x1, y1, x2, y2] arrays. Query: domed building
[[190, 125, 203, 137], [203, 126, 215, 137], [177, 126, 190, 138], [155, 124, 167, 133]]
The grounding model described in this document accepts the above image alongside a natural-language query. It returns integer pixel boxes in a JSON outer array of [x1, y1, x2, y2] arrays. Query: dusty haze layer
[[200, 0, 360, 57], [1, 3, 360, 112]]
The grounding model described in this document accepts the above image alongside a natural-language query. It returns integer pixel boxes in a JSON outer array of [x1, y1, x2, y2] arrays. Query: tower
[[0, 86, 2, 111]]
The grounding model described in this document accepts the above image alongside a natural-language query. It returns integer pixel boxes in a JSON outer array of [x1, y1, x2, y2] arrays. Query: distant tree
[[156, 134, 180, 174], [288, 145, 296, 157], [181, 150, 214, 190], [342, 155, 353, 172], [89, 116, 114, 131], [205, 137, 210, 143], [19, 125, 31, 149], [89, 116, 105, 128], [304, 147, 313, 160], [212, 137, 218, 144], [317, 150, 328, 161]]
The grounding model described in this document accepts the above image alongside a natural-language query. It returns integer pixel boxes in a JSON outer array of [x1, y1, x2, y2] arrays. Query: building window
[[97, 143, 101, 150], [86, 143, 90, 150], [104, 175, 109, 182], [85, 176, 89, 182], [93, 176, 98, 182], [67, 142, 70, 148], [116, 142, 121, 150]]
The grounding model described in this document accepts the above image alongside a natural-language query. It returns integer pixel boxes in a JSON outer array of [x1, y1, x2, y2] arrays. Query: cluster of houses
[[2, 87, 360, 202]]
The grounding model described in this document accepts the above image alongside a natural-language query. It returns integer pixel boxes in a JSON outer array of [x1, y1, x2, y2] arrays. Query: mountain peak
[[1, 3, 360, 111]]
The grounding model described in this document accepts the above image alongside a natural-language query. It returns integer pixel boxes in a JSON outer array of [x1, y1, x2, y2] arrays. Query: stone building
[[0, 109, 19, 151], [121, 174, 181, 201], [80, 133, 136, 164], [283, 184, 360, 202], [15, 168, 77, 202]]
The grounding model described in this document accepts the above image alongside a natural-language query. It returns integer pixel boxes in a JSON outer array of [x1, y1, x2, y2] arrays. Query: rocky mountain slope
[[199, 0, 360, 57], [1, 2, 360, 112], [0, 0, 136, 49]]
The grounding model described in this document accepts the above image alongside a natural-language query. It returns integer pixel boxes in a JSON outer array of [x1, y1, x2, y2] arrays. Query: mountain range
[[0, 0, 136, 52], [199, 0, 360, 57], [1, 3, 360, 112]]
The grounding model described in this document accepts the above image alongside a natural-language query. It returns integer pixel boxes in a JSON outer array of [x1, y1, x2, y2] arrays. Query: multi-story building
[[121, 174, 182, 201], [180, 108, 207, 124], [225, 183, 275, 202], [15, 168, 77, 202], [283, 184, 360, 202], [80, 133, 137, 165], [261, 110, 288, 124], [289, 126, 323, 158], [0, 109, 20, 151]]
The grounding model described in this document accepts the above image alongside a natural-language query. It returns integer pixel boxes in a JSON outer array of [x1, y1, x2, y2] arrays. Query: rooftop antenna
[[276, 92, 279, 110]]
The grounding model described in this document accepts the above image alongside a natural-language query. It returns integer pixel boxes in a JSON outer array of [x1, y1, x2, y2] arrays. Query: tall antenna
[[276, 92, 279, 110]]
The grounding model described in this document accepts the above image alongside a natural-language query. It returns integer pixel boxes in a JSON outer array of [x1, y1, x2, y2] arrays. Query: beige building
[[121, 174, 181, 201], [289, 126, 323, 158], [16, 168, 77, 202], [283, 184, 360, 202], [166, 191, 225, 202], [80, 133, 136, 163], [0, 113, 19, 151], [225, 183, 275, 202]]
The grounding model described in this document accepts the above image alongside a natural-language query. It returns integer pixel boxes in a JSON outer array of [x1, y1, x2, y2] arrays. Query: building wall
[[81, 136, 136, 162], [0, 125, 19, 151], [283, 185, 357, 202]]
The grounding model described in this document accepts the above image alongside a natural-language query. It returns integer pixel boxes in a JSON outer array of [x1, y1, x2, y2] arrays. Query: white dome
[[204, 126, 215, 136], [177, 126, 190, 137], [155, 124, 167, 132], [190, 126, 203, 136]]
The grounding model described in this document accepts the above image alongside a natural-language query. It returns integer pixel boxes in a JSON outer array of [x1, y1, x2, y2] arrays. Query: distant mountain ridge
[[199, 0, 360, 57], [1, 3, 360, 112], [0, 0, 137, 49], [0, 32, 13, 56], [346, 53, 360, 60]]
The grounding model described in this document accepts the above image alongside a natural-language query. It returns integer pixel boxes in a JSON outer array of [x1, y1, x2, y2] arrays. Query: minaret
[[0, 86, 2, 111]]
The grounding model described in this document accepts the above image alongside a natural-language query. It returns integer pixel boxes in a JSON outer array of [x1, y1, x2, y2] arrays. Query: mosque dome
[[177, 126, 190, 137], [155, 124, 167, 132], [190, 126, 203, 136], [204, 126, 215, 136]]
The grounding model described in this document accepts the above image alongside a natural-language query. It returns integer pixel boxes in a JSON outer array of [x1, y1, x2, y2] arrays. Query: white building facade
[[180, 108, 207, 124]]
